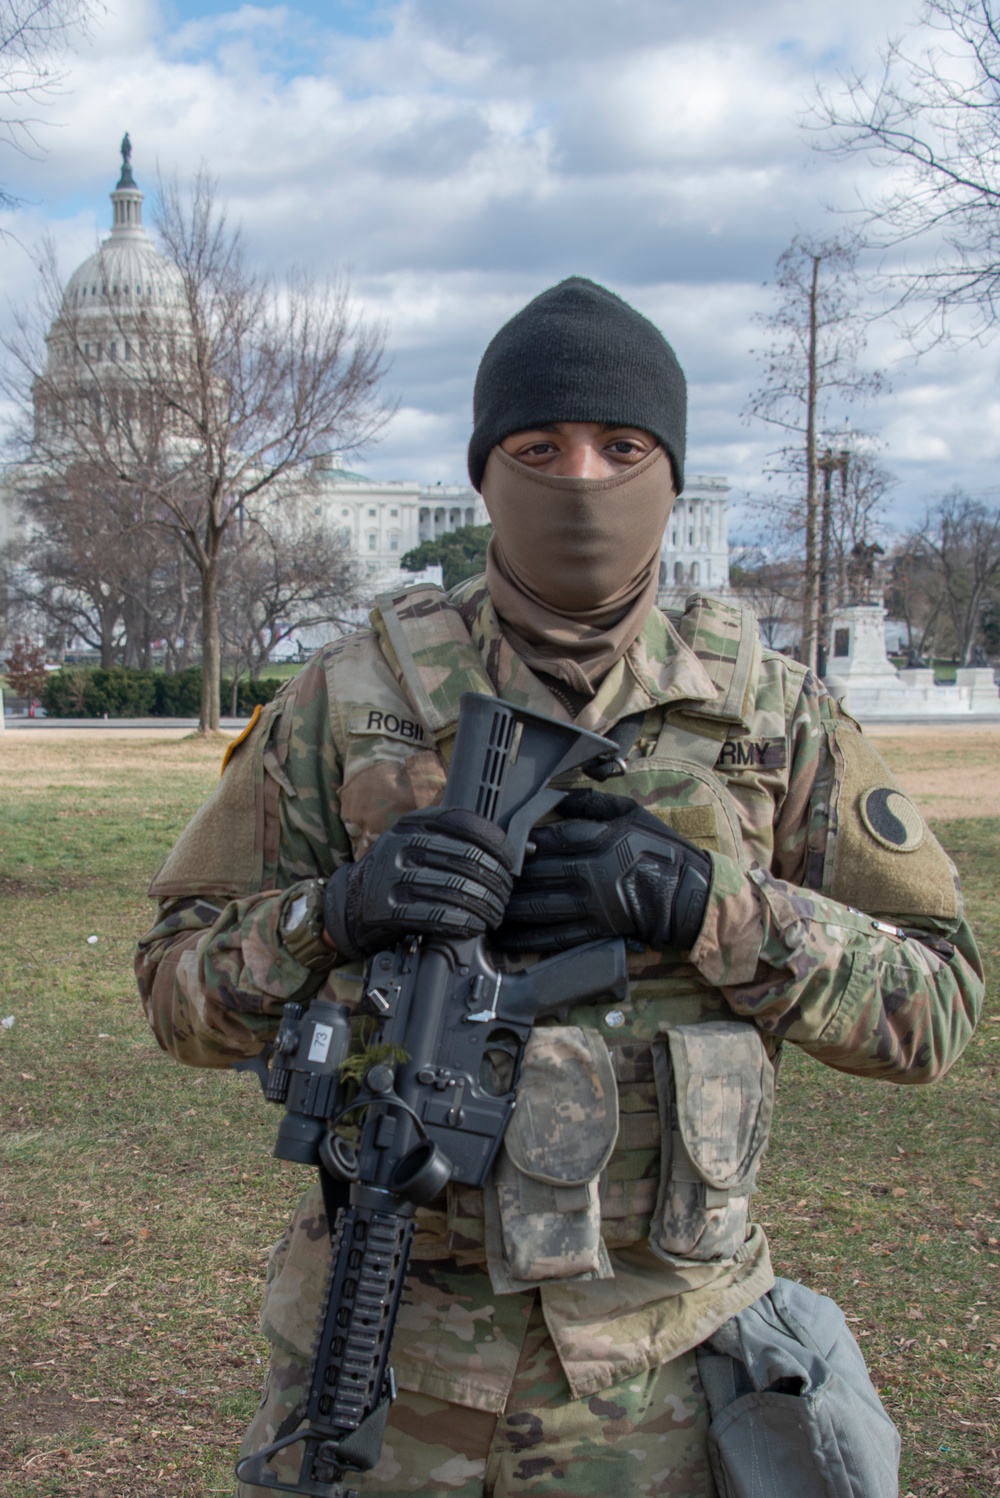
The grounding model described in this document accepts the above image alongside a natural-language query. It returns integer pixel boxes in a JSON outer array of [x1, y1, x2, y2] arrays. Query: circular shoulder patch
[[859, 787, 925, 852]]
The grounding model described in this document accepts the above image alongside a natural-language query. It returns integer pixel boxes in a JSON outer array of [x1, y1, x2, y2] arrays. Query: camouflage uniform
[[135, 581, 982, 1497]]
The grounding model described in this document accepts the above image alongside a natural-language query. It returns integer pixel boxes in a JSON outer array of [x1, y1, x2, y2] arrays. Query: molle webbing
[[601, 1040, 663, 1245], [445, 1036, 667, 1257], [652, 595, 762, 770], [372, 584, 494, 737], [673, 593, 760, 728]]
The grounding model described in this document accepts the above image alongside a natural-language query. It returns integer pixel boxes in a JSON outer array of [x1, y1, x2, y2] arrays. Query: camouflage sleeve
[[692, 857, 982, 1082], [690, 679, 984, 1084], [135, 883, 335, 1068], [134, 651, 353, 1069]]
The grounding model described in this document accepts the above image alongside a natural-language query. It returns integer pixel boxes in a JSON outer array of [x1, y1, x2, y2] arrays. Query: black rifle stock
[[236, 693, 629, 1497]]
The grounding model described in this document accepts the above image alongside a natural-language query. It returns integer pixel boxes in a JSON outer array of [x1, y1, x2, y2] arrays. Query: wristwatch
[[280, 879, 335, 971]]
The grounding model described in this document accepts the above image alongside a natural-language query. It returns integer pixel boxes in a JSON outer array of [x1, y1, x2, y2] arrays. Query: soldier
[[136, 278, 982, 1498]]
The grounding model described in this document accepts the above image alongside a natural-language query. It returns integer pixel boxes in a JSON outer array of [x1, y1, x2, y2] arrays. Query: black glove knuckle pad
[[497, 790, 712, 955], [323, 806, 514, 956], [406, 831, 511, 899]]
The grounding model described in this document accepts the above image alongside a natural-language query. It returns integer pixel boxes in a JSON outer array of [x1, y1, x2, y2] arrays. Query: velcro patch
[[348, 705, 427, 745], [716, 738, 787, 771], [650, 804, 720, 850], [860, 787, 925, 852]]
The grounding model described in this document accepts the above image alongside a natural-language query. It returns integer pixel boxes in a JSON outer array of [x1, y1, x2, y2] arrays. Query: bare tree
[[3, 459, 163, 664], [744, 235, 886, 671], [218, 496, 359, 703], [815, 0, 1000, 343], [730, 549, 803, 650], [828, 447, 896, 605], [917, 491, 1000, 662], [3, 479, 200, 668], [885, 536, 946, 661], [1, 0, 97, 211], [3, 170, 391, 729]]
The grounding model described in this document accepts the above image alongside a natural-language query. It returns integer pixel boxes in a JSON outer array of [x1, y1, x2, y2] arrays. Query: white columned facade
[[657, 474, 731, 604]]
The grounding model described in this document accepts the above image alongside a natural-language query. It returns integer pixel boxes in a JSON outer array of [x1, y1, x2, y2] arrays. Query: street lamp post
[[816, 447, 850, 680]]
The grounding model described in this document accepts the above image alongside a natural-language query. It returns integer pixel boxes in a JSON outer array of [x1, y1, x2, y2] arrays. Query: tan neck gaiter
[[481, 445, 676, 695]]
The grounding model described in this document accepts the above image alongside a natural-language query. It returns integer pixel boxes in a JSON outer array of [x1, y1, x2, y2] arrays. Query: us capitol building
[[1, 141, 731, 603], [306, 456, 730, 602]]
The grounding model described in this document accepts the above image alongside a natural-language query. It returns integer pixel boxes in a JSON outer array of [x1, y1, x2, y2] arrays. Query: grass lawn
[[0, 731, 997, 1496]]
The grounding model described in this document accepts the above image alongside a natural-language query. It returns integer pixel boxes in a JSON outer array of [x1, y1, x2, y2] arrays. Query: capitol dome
[[48, 136, 183, 372]]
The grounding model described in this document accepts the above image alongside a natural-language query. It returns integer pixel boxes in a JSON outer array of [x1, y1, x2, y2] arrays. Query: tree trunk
[[101, 609, 116, 669], [920, 614, 939, 661], [800, 255, 821, 675], [200, 556, 221, 732]]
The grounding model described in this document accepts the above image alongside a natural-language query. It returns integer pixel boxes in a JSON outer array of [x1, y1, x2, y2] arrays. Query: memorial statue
[[848, 540, 885, 604], [117, 132, 135, 190]]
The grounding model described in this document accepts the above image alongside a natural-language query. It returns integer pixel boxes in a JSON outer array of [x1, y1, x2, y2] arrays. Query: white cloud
[[1, 0, 998, 534]]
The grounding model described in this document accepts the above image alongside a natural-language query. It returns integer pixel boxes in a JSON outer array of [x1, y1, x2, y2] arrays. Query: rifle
[[236, 692, 629, 1496]]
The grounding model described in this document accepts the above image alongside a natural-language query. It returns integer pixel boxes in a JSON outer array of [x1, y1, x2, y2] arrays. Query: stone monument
[[824, 604, 999, 719]]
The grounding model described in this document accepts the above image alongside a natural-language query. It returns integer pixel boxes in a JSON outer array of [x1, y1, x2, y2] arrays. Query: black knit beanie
[[467, 277, 686, 493]]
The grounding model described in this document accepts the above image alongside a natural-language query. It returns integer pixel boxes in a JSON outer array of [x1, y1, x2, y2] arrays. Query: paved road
[[2, 717, 246, 730], [855, 715, 1000, 729]]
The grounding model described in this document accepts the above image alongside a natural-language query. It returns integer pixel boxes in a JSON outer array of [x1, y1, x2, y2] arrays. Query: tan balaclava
[[468, 277, 686, 696], [481, 446, 676, 694]]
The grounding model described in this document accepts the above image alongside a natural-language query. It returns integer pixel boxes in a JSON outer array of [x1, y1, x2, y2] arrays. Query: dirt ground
[[0, 731, 232, 791], [862, 726, 1000, 820]]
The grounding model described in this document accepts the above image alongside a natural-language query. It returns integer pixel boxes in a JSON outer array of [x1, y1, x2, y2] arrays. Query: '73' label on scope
[[308, 1024, 334, 1063]]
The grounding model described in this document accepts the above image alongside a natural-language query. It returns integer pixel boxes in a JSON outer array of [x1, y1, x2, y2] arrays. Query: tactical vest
[[328, 583, 784, 1264]]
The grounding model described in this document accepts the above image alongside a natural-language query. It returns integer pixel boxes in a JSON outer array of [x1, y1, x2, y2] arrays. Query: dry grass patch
[[0, 730, 997, 1496], [0, 734, 232, 792], [865, 726, 1000, 820]]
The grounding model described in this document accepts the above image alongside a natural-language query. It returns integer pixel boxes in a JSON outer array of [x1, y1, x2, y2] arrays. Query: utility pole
[[801, 255, 821, 674], [816, 447, 850, 680]]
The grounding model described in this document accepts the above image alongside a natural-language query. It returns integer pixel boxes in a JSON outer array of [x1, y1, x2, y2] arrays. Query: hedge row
[[42, 667, 286, 718]]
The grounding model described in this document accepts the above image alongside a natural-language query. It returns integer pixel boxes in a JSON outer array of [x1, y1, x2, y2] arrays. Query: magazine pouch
[[484, 1026, 618, 1294], [649, 1020, 773, 1265]]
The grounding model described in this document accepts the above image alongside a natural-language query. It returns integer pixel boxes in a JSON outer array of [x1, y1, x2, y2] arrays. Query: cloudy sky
[[2, 0, 998, 539]]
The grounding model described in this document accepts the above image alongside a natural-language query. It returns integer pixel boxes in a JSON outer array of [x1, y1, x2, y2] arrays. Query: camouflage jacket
[[135, 581, 983, 1407]]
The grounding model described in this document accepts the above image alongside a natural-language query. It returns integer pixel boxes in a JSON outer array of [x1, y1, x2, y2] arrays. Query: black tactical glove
[[497, 789, 712, 955], [323, 806, 514, 960]]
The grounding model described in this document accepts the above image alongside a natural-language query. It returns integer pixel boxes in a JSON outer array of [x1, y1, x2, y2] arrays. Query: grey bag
[[696, 1277, 900, 1498]]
